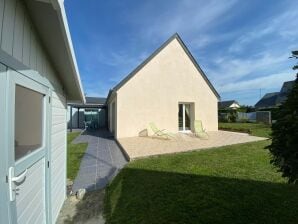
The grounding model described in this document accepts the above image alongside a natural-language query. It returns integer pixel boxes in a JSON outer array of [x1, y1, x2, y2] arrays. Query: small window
[[15, 85, 44, 161]]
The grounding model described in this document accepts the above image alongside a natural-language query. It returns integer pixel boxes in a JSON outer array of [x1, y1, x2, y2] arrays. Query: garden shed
[[0, 0, 84, 223]]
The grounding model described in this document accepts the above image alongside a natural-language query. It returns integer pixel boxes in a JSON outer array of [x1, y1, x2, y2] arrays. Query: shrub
[[228, 110, 237, 122], [267, 76, 298, 183]]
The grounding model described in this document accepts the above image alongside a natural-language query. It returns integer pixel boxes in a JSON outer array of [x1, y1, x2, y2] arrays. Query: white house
[[218, 100, 240, 110], [0, 0, 84, 223], [107, 34, 219, 139]]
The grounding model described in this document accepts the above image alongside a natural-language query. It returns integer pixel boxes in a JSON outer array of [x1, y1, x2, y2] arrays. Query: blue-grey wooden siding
[[0, 0, 68, 222], [16, 158, 46, 224]]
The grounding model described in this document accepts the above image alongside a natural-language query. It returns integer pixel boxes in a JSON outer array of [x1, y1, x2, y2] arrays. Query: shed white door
[[6, 69, 49, 224]]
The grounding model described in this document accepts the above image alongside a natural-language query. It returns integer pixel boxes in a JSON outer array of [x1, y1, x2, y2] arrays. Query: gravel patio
[[118, 130, 267, 160]]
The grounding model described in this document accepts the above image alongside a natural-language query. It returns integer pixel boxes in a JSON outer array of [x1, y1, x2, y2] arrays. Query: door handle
[[8, 167, 28, 201], [11, 169, 27, 182]]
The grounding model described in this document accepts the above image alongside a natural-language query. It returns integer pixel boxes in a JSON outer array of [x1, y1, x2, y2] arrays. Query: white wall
[[113, 38, 218, 138], [108, 97, 116, 134]]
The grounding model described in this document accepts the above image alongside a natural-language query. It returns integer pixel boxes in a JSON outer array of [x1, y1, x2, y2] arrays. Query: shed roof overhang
[[68, 104, 107, 109], [25, 0, 85, 103]]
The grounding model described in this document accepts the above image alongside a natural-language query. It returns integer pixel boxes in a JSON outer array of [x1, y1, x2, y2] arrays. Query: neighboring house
[[107, 33, 220, 138], [218, 100, 240, 110], [68, 97, 107, 130], [255, 81, 295, 109], [218, 100, 240, 122], [0, 0, 84, 224]]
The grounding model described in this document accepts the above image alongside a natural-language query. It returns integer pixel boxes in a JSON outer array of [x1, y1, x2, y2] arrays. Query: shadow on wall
[[102, 168, 298, 224], [98, 109, 106, 128]]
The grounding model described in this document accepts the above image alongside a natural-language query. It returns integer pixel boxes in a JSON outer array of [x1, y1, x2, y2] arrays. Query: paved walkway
[[72, 129, 127, 192], [118, 131, 267, 159]]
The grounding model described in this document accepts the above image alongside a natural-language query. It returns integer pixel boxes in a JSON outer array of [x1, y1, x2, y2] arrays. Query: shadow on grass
[[64, 190, 105, 224], [104, 168, 298, 224]]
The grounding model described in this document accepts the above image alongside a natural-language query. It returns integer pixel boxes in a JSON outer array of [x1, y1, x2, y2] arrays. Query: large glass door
[[84, 109, 99, 129], [178, 104, 183, 131], [178, 103, 191, 131]]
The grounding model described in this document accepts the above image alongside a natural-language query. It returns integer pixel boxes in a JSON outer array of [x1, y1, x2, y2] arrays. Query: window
[[178, 103, 192, 131], [15, 85, 44, 161]]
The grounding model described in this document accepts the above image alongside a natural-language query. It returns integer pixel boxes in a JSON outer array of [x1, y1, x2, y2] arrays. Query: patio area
[[118, 130, 267, 160]]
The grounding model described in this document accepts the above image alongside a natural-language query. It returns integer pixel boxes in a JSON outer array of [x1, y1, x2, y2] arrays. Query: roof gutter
[[49, 0, 85, 103]]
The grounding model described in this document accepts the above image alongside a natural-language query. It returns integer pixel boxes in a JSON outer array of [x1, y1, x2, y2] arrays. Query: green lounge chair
[[194, 120, 209, 139], [149, 122, 175, 139]]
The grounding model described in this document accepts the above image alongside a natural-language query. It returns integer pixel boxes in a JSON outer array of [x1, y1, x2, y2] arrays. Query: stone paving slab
[[72, 129, 127, 193], [118, 130, 267, 160]]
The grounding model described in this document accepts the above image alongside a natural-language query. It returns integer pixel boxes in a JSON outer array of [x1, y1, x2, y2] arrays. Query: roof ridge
[[109, 33, 220, 99]]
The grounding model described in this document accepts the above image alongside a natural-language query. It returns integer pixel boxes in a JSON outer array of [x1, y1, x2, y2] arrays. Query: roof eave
[[53, 0, 85, 103], [174, 34, 220, 100], [25, 0, 85, 103]]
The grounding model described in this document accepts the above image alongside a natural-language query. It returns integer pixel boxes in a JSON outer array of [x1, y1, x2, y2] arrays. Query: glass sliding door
[[184, 104, 191, 130], [84, 109, 99, 129], [178, 103, 192, 132], [178, 104, 183, 131]]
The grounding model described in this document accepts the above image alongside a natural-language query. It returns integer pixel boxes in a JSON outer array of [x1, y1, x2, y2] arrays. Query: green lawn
[[219, 122, 271, 138], [104, 126, 298, 224], [67, 132, 88, 180]]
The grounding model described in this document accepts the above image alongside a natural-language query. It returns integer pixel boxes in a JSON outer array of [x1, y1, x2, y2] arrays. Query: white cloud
[[190, 32, 237, 50], [207, 52, 290, 85], [96, 50, 148, 68], [228, 6, 298, 53], [218, 71, 295, 93], [201, 2, 298, 101], [228, 27, 273, 53], [70, 0, 298, 102], [131, 0, 237, 42], [102, 51, 150, 84]]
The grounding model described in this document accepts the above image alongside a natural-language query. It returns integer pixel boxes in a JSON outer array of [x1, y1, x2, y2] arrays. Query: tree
[[267, 51, 298, 183], [238, 105, 255, 113]]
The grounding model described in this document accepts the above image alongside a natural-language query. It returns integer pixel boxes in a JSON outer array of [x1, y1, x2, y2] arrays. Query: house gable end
[[110, 33, 220, 100]]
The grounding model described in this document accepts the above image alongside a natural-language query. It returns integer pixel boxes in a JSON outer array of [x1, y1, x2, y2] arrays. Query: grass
[[219, 122, 271, 138], [67, 131, 88, 180], [104, 127, 298, 224]]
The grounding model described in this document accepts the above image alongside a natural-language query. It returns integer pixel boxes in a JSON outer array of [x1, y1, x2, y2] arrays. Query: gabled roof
[[109, 33, 220, 100], [255, 92, 279, 109], [255, 80, 295, 109], [280, 81, 295, 94], [218, 100, 239, 109], [276, 81, 295, 105]]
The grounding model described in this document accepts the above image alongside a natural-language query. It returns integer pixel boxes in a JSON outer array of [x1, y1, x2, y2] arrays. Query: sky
[[65, 0, 298, 106]]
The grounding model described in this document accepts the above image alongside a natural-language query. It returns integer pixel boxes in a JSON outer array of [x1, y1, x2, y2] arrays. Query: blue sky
[[65, 0, 298, 105]]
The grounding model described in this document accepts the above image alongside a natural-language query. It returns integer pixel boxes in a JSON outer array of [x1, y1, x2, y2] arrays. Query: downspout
[[70, 105, 72, 132]]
